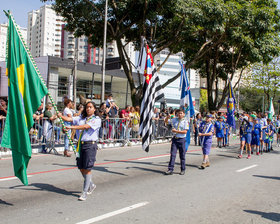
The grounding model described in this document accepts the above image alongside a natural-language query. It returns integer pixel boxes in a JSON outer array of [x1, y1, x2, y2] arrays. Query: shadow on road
[[253, 175, 280, 180], [10, 183, 80, 198], [94, 166, 128, 176], [216, 154, 238, 159], [244, 210, 280, 222], [0, 199, 13, 206]]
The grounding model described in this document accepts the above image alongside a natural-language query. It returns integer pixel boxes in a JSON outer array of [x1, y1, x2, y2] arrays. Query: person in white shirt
[[63, 99, 73, 157]]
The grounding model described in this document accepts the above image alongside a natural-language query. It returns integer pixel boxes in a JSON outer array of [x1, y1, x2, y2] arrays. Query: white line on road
[[76, 201, 149, 224], [137, 155, 169, 161], [236, 165, 258, 173], [0, 175, 33, 182]]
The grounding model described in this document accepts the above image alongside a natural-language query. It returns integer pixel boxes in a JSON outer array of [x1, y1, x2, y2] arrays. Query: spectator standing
[[0, 98, 7, 116], [33, 102, 44, 142], [63, 99, 73, 157], [0, 98, 7, 145], [130, 106, 140, 139], [42, 103, 57, 153], [152, 108, 160, 139], [119, 105, 131, 141]]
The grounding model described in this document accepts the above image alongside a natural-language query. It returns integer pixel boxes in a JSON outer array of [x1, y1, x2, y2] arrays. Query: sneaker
[[201, 163, 206, 169], [78, 191, 87, 201], [247, 155, 251, 159], [179, 170, 185, 175], [256, 152, 260, 155], [206, 162, 210, 167], [87, 183, 96, 195], [165, 170, 173, 175], [237, 155, 242, 159]]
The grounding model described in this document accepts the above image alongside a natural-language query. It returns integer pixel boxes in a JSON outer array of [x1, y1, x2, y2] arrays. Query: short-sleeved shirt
[[72, 115, 101, 142], [245, 121, 253, 134], [252, 123, 261, 136], [44, 110, 53, 123], [170, 117, 189, 138], [63, 107, 73, 117], [201, 122, 214, 141]]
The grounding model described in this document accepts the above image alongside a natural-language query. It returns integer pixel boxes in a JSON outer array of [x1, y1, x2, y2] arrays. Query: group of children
[[238, 114, 279, 159]]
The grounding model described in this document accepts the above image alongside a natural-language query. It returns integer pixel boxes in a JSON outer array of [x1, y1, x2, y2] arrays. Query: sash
[[202, 123, 212, 145], [76, 115, 95, 157]]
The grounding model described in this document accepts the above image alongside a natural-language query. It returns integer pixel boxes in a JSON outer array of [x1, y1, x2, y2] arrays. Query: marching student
[[259, 114, 267, 153], [244, 116, 254, 159], [214, 116, 225, 148], [264, 119, 271, 152], [276, 115, 280, 147], [193, 113, 202, 146], [238, 117, 247, 158], [251, 117, 262, 155], [223, 119, 230, 147], [58, 101, 101, 201], [199, 114, 214, 169], [164, 109, 189, 175]]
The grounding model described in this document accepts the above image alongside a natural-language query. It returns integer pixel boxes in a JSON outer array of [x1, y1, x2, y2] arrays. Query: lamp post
[[101, 0, 108, 104]]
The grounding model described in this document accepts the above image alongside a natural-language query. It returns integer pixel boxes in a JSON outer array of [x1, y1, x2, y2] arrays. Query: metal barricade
[[0, 116, 175, 152]]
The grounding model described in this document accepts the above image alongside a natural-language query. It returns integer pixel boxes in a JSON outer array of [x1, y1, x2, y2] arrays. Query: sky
[[1, 0, 280, 28], [0, 1, 49, 27]]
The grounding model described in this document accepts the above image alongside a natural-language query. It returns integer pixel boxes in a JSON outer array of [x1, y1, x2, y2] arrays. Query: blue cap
[[206, 114, 213, 118]]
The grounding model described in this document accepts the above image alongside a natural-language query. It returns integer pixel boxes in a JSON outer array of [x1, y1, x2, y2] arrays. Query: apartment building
[[0, 23, 27, 61]]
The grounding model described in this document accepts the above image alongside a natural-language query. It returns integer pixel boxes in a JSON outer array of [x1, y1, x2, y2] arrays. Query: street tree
[[42, 0, 280, 110], [171, 0, 280, 111], [243, 59, 280, 102]]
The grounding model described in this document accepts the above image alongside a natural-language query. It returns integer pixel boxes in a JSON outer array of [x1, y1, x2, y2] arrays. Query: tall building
[[154, 50, 200, 108], [0, 23, 27, 61], [27, 5, 63, 57], [61, 27, 102, 64]]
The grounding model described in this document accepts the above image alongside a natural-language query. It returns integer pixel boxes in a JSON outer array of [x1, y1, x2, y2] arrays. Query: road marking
[[137, 154, 169, 161], [0, 149, 203, 180], [0, 175, 33, 181], [76, 201, 149, 224], [236, 165, 258, 173]]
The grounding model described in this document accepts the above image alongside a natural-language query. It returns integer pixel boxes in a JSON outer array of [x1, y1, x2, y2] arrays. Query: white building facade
[[0, 23, 27, 61], [155, 50, 200, 108], [27, 5, 63, 58]]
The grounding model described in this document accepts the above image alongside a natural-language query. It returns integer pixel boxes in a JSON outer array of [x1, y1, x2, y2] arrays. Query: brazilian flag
[[1, 12, 48, 185]]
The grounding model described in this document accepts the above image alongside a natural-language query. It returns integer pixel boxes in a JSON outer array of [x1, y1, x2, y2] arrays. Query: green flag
[[268, 98, 275, 120], [1, 12, 48, 185]]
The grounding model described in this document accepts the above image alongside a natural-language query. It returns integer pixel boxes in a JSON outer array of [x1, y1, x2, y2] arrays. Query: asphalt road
[[1, 139, 280, 224]]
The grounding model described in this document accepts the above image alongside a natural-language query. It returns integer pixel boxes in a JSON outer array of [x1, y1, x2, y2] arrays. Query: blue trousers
[[168, 137, 186, 171]]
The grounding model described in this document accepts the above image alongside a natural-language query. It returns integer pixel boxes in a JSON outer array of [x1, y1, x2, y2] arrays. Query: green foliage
[[244, 59, 280, 102], [42, 0, 280, 108], [177, 0, 280, 110], [239, 87, 265, 112], [199, 88, 208, 112]]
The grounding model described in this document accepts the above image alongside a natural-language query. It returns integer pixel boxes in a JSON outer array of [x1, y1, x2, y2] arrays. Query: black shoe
[[165, 170, 173, 175], [179, 170, 185, 175]]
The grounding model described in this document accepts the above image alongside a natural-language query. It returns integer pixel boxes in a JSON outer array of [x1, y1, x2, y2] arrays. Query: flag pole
[[6, 12, 77, 155]]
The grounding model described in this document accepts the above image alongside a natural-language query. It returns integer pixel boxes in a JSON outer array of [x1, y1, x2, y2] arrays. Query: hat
[[250, 114, 257, 119], [206, 114, 213, 118]]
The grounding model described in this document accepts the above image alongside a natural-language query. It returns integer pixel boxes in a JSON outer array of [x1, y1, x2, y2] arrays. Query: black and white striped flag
[[139, 44, 164, 152]]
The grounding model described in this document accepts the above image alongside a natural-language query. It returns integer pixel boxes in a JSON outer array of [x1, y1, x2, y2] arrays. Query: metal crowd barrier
[[0, 117, 175, 152]]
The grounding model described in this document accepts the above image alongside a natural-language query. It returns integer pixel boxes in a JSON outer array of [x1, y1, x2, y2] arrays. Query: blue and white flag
[[179, 62, 195, 151], [226, 81, 236, 129]]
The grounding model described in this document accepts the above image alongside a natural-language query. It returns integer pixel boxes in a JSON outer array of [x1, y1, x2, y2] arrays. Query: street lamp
[[101, 0, 108, 104]]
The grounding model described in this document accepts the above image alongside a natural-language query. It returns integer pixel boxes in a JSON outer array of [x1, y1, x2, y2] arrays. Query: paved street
[[1, 139, 280, 224]]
